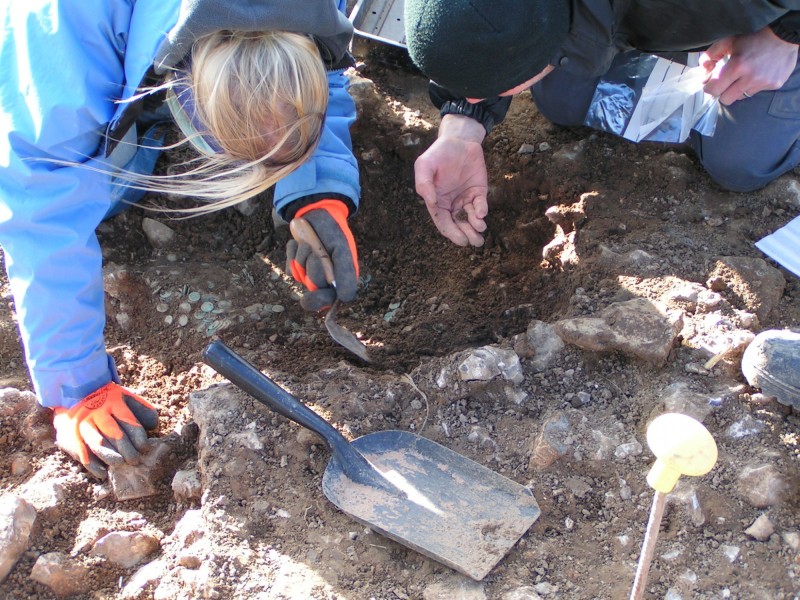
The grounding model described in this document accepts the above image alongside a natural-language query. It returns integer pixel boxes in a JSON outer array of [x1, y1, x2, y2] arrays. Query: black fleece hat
[[405, 0, 570, 98]]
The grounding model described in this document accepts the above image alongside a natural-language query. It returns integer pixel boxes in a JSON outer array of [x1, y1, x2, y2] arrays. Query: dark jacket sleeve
[[428, 82, 512, 135], [771, 12, 800, 43]]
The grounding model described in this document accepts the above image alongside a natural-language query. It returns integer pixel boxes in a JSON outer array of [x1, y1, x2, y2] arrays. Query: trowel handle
[[289, 217, 336, 286], [202, 341, 378, 482]]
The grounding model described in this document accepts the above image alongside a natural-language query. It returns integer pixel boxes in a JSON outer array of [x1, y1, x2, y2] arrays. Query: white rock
[[744, 514, 774, 541], [91, 531, 160, 568], [502, 586, 543, 600], [141, 217, 176, 248], [423, 574, 486, 600], [29, 552, 90, 596], [782, 531, 800, 551], [737, 464, 789, 508], [121, 559, 168, 599], [172, 469, 203, 502], [525, 321, 565, 372], [0, 494, 37, 582], [720, 545, 740, 563]]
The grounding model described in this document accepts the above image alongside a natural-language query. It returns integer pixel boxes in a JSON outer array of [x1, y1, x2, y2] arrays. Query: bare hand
[[702, 26, 798, 105], [414, 115, 489, 246]]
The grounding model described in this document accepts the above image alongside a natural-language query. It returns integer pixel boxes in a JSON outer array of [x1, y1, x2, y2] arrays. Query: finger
[[53, 413, 91, 466], [464, 201, 488, 233], [330, 253, 358, 303], [300, 288, 337, 312], [78, 419, 127, 465], [286, 239, 299, 273], [118, 420, 149, 454], [455, 218, 485, 247], [431, 207, 470, 246], [55, 430, 109, 479], [83, 412, 140, 463], [123, 393, 158, 431], [83, 455, 109, 480], [289, 244, 325, 291], [702, 38, 732, 65], [416, 173, 471, 246], [422, 195, 471, 246], [718, 83, 747, 106], [305, 254, 334, 291]]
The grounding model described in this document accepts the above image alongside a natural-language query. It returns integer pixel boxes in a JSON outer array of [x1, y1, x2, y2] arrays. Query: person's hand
[[414, 114, 489, 247], [701, 26, 798, 105], [286, 199, 359, 312], [52, 382, 159, 480]]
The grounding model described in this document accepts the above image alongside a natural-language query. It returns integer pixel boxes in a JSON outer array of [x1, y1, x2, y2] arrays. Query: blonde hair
[[131, 29, 329, 215]]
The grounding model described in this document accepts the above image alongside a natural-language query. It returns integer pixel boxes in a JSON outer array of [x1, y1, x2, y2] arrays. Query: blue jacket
[[0, 0, 360, 408]]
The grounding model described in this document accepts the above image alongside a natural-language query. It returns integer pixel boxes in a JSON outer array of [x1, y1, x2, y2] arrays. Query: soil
[[0, 36, 799, 600]]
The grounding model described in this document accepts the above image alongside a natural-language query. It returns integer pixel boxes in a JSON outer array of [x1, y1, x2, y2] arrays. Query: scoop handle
[[202, 341, 378, 481], [290, 217, 336, 286]]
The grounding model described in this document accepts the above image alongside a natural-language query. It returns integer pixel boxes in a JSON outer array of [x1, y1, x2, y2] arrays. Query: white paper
[[756, 215, 800, 278], [622, 54, 718, 143]]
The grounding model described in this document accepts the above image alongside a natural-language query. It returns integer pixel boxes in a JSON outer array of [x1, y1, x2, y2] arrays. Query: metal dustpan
[[348, 0, 407, 48], [203, 341, 540, 580]]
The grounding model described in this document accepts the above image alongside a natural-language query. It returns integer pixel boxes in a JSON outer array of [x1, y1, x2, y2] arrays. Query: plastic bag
[[584, 51, 721, 143]]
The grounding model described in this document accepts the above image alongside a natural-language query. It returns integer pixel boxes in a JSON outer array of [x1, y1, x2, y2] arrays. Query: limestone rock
[[29, 552, 90, 597], [554, 298, 683, 366], [0, 494, 37, 582]]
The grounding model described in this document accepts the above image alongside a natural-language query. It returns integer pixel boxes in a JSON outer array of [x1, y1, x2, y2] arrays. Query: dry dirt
[[0, 38, 799, 599]]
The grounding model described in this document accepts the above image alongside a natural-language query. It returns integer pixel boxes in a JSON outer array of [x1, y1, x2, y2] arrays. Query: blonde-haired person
[[0, 0, 362, 480]]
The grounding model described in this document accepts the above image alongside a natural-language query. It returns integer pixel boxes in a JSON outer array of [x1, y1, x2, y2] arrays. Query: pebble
[[745, 514, 774, 541]]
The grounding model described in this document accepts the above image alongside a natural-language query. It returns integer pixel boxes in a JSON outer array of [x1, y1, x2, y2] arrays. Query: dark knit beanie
[[405, 0, 570, 98]]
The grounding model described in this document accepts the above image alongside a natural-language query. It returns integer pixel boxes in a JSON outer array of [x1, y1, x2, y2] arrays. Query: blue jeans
[[532, 53, 800, 192]]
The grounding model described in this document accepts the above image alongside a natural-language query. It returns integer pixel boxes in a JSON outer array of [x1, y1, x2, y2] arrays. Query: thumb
[[700, 38, 733, 70]]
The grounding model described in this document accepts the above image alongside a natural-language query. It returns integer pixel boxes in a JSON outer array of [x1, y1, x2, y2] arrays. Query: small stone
[[172, 470, 202, 503], [737, 463, 789, 508], [9, 454, 32, 476], [744, 514, 774, 541], [121, 560, 167, 599], [141, 218, 175, 248], [741, 329, 800, 409], [782, 531, 800, 551], [0, 495, 37, 582], [91, 531, 160, 568], [29, 552, 90, 596], [720, 544, 740, 563]]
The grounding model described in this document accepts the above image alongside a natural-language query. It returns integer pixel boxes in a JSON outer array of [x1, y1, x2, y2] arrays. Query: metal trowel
[[203, 340, 541, 581], [289, 217, 370, 361]]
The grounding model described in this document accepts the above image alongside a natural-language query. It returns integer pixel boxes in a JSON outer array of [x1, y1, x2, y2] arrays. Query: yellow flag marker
[[630, 413, 718, 600]]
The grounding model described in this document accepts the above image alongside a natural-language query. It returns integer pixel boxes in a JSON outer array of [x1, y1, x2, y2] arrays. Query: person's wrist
[[439, 114, 487, 144]]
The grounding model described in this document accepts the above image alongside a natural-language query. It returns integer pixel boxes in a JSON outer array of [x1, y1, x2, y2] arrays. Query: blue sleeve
[[273, 66, 361, 218], [0, 1, 133, 408]]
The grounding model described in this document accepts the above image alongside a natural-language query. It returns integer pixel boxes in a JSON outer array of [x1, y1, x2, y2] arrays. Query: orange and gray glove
[[286, 199, 359, 312], [52, 382, 159, 480]]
